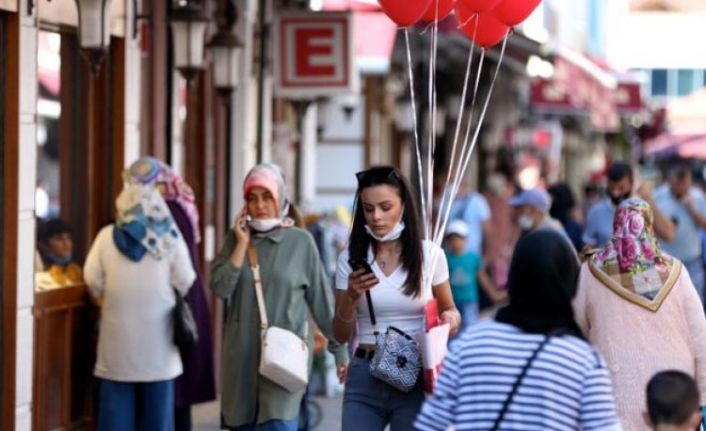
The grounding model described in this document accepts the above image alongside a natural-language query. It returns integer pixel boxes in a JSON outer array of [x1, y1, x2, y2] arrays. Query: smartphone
[[348, 258, 374, 274]]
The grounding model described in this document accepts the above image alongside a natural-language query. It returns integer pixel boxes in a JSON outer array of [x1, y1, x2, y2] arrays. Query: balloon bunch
[[379, 0, 541, 48], [377, 0, 542, 253]]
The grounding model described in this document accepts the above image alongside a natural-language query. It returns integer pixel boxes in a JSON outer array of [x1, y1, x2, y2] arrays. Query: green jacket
[[210, 227, 348, 427]]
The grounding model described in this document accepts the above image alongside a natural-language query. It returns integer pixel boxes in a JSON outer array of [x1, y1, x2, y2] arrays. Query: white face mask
[[518, 214, 535, 231], [248, 218, 281, 232], [365, 220, 406, 242]]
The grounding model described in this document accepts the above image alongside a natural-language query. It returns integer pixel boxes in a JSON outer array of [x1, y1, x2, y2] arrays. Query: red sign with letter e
[[275, 12, 358, 99]]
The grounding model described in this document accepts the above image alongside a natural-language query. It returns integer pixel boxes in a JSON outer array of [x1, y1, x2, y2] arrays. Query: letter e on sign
[[275, 12, 357, 99]]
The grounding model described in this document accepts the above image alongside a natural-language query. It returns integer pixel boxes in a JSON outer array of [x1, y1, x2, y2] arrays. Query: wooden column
[[1, 11, 18, 431], [59, 35, 125, 262]]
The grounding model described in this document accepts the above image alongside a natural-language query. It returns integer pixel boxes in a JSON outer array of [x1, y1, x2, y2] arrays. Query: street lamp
[[208, 0, 243, 99], [74, 0, 113, 75], [170, 0, 209, 82]]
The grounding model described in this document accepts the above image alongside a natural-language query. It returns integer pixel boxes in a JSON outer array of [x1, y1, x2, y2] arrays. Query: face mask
[[45, 253, 72, 267], [248, 218, 281, 232], [518, 214, 535, 231], [365, 220, 406, 242], [610, 193, 630, 207]]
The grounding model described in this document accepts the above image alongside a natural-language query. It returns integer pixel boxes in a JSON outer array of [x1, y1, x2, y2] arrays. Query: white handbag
[[248, 245, 309, 393]]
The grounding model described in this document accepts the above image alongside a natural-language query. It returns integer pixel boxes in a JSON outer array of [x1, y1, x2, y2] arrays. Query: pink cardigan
[[573, 263, 706, 431]]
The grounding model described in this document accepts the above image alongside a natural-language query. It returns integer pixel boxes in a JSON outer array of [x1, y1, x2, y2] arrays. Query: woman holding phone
[[210, 163, 348, 431], [332, 166, 460, 431]]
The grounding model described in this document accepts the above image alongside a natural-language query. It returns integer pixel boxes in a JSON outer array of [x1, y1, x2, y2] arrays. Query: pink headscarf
[[243, 163, 291, 219], [589, 198, 679, 311]]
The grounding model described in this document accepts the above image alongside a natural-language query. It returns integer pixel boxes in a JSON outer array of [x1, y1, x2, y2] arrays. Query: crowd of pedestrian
[[51, 157, 706, 431]]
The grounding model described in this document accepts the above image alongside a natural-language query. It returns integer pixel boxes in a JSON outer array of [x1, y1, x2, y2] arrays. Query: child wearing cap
[[645, 370, 703, 431], [445, 220, 507, 331]]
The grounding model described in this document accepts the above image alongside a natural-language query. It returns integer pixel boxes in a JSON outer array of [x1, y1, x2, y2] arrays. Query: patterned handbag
[[367, 292, 422, 392]]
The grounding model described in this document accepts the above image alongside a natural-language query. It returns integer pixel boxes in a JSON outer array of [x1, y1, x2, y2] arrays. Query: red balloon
[[421, 0, 456, 22], [379, 0, 433, 26], [457, 0, 502, 13], [492, 0, 542, 27], [456, 3, 509, 48]]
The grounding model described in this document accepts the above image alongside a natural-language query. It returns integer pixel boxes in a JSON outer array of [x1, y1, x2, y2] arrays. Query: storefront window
[[36, 30, 61, 219], [34, 30, 83, 290], [651, 69, 667, 96], [678, 69, 695, 96]]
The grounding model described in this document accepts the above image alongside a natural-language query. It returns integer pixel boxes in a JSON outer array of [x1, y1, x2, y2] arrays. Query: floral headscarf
[[589, 198, 681, 312], [114, 184, 181, 261], [127, 157, 201, 243]]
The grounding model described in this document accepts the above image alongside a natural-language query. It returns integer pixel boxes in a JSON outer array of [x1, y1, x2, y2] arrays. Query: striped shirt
[[415, 320, 622, 431]]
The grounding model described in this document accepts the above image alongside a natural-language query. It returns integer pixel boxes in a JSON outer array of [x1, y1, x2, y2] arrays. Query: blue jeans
[[342, 356, 425, 431], [231, 419, 299, 431], [98, 379, 174, 431], [458, 301, 479, 330], [685, 258, 705, 303]]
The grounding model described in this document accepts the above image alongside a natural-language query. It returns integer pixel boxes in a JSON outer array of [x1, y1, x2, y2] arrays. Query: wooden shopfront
[[31, 1, 127, 429]]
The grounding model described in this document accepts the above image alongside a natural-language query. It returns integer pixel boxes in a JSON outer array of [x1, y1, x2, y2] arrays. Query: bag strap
[[365, 290, 376, 326], [247, 245, 269, 330], [491, 336, 550, 431]]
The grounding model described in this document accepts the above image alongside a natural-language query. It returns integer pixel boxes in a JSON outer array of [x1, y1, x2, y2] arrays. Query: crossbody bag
[[247, 245, 309, 393], [366, 292, 423, 392]]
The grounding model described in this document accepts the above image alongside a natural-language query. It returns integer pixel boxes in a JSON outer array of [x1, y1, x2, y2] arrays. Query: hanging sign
[[274, 12, 358, 99]]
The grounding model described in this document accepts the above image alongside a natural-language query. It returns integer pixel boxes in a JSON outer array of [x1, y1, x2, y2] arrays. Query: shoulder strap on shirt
[[247, 245, 269, 330], [365, 290, 376, 327], [491, 336, 551, 431]]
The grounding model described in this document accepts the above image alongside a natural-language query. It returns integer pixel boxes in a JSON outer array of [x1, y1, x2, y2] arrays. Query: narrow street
[[194, 396, 344, 431]]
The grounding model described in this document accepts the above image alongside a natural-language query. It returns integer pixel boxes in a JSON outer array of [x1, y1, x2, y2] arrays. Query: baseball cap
[[445, 220, 470, 238], [508, 188, 552, 212]]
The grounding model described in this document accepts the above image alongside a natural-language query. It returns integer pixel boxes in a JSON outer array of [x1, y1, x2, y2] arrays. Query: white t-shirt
[[335, 240, 449, 344]]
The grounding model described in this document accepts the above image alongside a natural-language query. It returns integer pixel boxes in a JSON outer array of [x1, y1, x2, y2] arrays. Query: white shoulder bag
[[247, 245, 309, 393]]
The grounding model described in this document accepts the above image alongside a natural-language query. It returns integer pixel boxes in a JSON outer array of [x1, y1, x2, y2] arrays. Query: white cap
[[446, 220, 470, 238]]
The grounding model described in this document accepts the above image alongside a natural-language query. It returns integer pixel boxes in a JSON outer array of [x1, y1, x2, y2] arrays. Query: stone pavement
[[193, 396, 344, 431]]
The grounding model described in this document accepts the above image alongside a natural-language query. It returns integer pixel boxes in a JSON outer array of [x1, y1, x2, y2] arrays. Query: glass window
[[678, 69, 695, 96], [651, 69, 668, 96], [36, 30, 62, 220]]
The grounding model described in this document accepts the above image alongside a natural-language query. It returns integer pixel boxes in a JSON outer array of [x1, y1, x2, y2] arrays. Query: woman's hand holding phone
[[346, 262, 379, 301], [233, 207, 251, 246]]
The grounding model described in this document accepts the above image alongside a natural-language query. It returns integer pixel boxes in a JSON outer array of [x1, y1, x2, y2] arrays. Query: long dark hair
[[349, 166, 424, 298]]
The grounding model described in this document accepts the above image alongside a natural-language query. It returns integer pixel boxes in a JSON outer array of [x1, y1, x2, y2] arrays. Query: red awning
[[530, 48, 644, 131], [644, 134, 706, 160]]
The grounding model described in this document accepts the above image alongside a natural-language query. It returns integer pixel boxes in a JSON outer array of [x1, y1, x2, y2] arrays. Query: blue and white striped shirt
[[415, 321, 622, 431]]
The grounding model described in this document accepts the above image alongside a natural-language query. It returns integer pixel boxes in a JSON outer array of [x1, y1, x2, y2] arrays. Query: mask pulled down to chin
[[247, 218, 281, 232]]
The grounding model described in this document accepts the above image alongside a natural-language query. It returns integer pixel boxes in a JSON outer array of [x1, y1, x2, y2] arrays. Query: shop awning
[[644, 133, 706, 160], [530, 48, 644, 131], [323, 0, 397, 74]]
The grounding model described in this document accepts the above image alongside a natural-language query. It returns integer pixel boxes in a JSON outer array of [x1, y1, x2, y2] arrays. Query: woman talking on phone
[[333, 166, 460, 431], [210, 163, 348, 431]]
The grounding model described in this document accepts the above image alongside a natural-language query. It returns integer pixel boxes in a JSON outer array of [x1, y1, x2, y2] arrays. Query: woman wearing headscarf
[[573, 198, 706, 430], [83, 184, 196, 431], [127, 157, 216, 431], [415, 230, 621, 431], [210, 163, 348, 430]]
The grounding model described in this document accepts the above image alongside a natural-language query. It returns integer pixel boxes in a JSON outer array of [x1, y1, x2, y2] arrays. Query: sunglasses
[[355, 166, 400, 185]]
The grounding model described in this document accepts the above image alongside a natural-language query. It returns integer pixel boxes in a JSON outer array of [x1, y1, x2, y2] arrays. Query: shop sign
[[274, 12, 358, 99], [615, 82, 643, 113]]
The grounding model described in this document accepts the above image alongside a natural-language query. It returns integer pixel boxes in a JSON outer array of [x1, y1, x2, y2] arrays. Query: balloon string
[[435, 33, 509, 247], [405, 28, 428, 239], [427, 2, 439, 240], [433, 42, 475, 242], [457, 12, 478, 29], [435, 18, 481, 243], [433, 51, 484, 245]]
